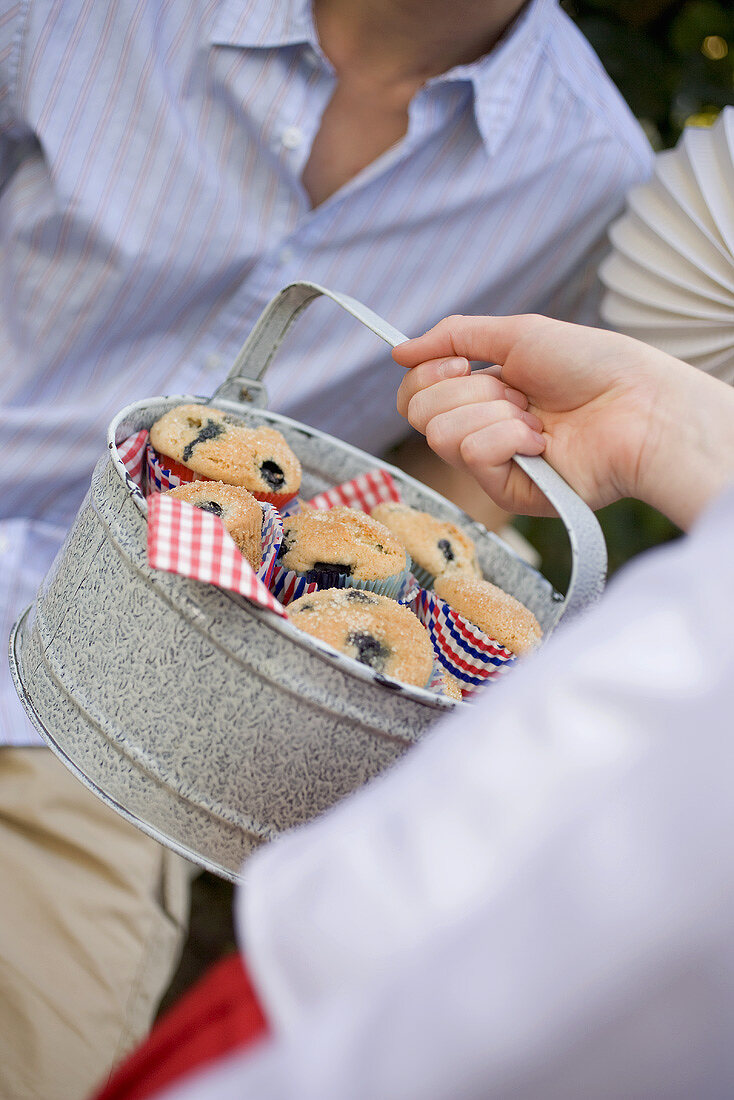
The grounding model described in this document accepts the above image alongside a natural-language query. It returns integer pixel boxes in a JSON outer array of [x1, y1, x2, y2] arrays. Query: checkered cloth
[[308, 468, 401, 511], [147, 493, 287, 617], [117, 431, 286, 615], [117, 429, 149, 488]]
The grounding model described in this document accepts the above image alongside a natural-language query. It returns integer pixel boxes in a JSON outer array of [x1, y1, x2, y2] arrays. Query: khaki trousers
[[0, 748, 193, 1100]]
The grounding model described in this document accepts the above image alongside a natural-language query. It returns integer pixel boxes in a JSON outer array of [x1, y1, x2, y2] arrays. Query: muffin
[[149, 404, 301, 506], [288, 588, 434, 688], [438, 671, 464, 701], [433, 573, 542, 656], [371, 501, 481, 588], [164, 481, 263, 571], [276, 506, 410, 597]]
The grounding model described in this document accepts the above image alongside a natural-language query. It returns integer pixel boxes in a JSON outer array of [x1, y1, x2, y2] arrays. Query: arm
[[393, 314, 734, 531]]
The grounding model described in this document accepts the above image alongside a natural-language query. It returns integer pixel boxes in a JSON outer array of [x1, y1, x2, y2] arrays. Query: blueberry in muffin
[[288, 588, 434, 688]]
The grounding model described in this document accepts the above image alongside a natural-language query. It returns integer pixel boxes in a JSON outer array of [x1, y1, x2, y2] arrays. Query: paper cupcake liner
[[257, 503, 286, 588], [269, 554, 413, 608], [146, 444, 200, 493], [398, 574, 421, 607], [428, 662, 450, 694], [410, 587, 516, 689], [408, 563, 437, 590], [252, 489, 299, 510]]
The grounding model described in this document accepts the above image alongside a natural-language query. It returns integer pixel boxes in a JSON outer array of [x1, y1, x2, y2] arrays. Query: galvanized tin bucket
[[9, 283, 607, 880]]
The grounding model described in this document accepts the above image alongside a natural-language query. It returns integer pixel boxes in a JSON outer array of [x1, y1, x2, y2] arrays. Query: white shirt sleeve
[[155, 485, 734, 1098], [236, 485, 734, 1042]]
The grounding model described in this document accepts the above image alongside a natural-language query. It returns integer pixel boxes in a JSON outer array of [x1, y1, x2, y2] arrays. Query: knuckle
[[443, 315, 469, 355], [407, 391, 427, 424], [425, 415, 448, 449], [459, 431, 482, 464]]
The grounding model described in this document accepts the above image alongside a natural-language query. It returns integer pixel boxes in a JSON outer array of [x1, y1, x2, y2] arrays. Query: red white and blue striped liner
[[146, 442, 187, 494], [411, 588, 516, 693]]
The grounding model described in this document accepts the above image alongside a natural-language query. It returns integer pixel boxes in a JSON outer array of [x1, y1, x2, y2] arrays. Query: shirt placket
[[203, 60, 470, 392], [198, 45, 336, 382]]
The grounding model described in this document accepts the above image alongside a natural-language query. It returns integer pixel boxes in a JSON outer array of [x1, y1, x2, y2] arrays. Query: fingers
[[403, 371, 533, 435], [392, 314, 550, 370], [459, 419, 546, 470], [396, 356, 471, 418], [423, 403, 545, 469], [458, 420, 551, 516]]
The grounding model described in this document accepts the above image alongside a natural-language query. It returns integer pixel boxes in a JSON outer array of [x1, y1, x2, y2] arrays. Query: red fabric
[[94, 953, 269, 1100]]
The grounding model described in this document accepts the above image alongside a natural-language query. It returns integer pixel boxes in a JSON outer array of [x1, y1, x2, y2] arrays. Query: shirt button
[[204, 353, 222, 372], [278, 246, 294, 265], [280, 126, 303, 150]]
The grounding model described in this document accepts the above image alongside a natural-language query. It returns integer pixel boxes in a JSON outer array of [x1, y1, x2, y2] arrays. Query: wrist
[[636, 367, 734, 531]]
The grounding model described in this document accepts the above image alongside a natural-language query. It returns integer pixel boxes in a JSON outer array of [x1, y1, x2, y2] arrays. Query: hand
[[394, 313, 734, 530]]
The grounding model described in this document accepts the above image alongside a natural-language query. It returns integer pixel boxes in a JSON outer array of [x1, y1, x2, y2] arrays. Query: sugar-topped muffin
[[277, 506, 410, 596], [150, 404, 301, 505], [433, 573, 542, 656], [164, 481, 263, 571], [287, 588, 434, 688], [371, 501, 481, 587]]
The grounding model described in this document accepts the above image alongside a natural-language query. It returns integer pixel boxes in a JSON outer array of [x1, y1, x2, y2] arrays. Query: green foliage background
[[514, 0, 732, 591], [567, 0, 733, 147]]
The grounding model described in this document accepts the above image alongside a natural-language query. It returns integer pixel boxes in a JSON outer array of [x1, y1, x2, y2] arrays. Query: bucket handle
[[211, 281, 607, 623]]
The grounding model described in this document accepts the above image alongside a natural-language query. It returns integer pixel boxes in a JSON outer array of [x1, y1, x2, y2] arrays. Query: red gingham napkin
[[117, 429, 149, 489], [147, 493, 287, 618], [307, 469, 401, 511]]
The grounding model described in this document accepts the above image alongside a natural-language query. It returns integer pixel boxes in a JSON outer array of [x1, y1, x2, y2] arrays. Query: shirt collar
[[431, 0, 557, 155], [211, 0, 557, 154], [210, 0, 317, 50]]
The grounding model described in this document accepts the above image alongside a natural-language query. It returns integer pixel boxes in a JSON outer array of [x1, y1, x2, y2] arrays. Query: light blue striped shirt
[[0, 0, 651, 743]]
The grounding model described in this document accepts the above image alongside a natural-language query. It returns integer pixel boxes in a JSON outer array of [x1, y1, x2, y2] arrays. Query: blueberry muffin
[[433, 573, 542, 656], [371, 501, 481, 588], [287, 588, 434, 688], [277, 506, 410, 597], [150, 404, 301, 506], [164, 481, 263, 571]]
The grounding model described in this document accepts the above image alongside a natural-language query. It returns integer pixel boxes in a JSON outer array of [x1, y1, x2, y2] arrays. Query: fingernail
[[521, 411, 544, 431], [439, 357, 469, 379], [504, 385, 528, 409], [529, 429, 546, 447]]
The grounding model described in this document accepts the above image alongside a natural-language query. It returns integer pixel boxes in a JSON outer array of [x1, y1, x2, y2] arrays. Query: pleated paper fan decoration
[[600, 107, 734, 384]]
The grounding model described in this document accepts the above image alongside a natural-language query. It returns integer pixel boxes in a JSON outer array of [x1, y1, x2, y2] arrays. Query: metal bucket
[[9, 283, 607, 880]]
